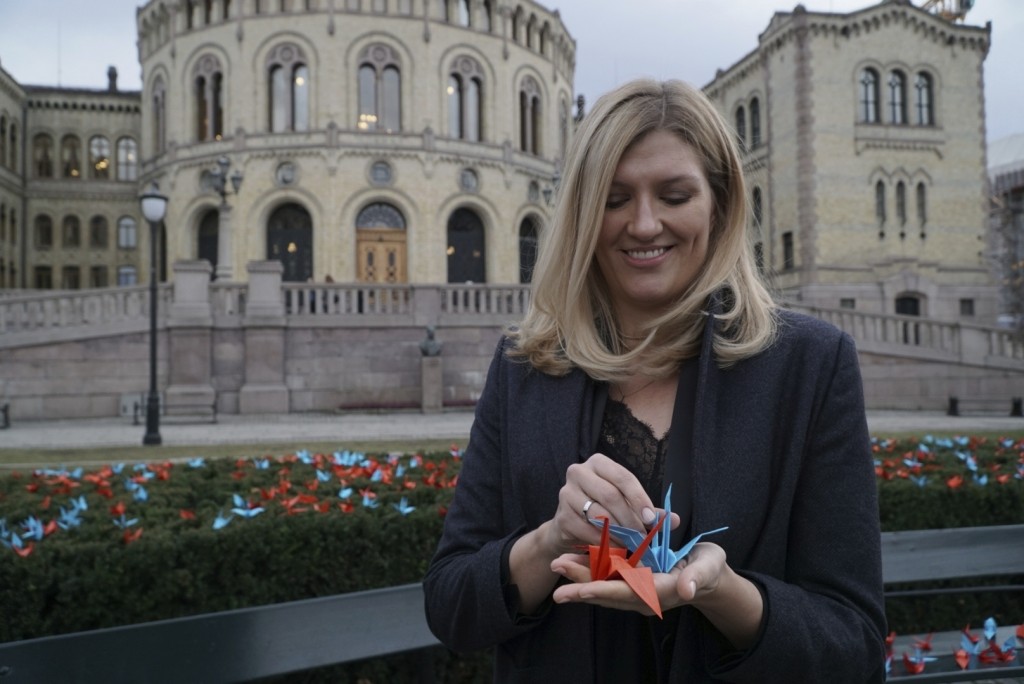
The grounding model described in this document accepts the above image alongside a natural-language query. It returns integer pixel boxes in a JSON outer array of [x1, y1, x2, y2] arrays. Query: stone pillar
[[419, 325, 443, 414], [165, 260, 217, 418], [215, 202, 233, 281], [421, 357, 443, 413], [239, 260, 290, 414]]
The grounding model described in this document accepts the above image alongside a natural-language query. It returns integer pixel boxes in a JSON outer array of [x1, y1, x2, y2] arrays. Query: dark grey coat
[[423, 309, 887, 682]]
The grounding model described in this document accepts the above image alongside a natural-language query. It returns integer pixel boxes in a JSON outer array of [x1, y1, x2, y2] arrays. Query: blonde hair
[[511, 79, 777, 381]]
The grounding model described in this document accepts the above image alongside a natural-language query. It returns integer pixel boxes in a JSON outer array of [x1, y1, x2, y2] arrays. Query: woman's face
[[595, 129, 714, 323]]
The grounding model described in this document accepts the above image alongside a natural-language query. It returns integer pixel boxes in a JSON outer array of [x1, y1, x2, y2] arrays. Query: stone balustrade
[[0, 263, 1021, 421], [0, 284, 172, 348]]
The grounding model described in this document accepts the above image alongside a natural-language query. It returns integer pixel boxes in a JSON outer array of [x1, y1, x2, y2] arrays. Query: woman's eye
[[663, 195, 691, 205], [605, 196, 628, 209]]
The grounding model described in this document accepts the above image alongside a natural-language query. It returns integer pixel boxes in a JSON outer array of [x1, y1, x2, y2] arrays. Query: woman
[[423, 79, 886, 682]]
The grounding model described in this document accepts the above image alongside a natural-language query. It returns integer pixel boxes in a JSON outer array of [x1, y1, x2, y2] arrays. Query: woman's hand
[[540, 453, 665, 558], [550, 541, 764, 650], [549, 541, 729, 615], [509, 453, 677, 615]]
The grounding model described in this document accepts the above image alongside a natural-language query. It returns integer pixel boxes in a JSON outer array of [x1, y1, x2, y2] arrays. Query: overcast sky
[[0, 0, 1020, 142]]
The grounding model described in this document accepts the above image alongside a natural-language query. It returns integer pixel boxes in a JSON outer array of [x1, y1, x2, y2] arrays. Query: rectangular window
[[782, 231, 794, 270], [117, 266, 137, 286], [62, 266, 80, 289], [959, 298, 975, 317], [34, 265, 52, 289], [840, 298, 856, 310], [90, 266, 108, 288]]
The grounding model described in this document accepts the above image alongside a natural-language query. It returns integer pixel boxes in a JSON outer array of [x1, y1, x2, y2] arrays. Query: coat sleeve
[[422, 338, 545, 653], [712, 331, 888, 683]]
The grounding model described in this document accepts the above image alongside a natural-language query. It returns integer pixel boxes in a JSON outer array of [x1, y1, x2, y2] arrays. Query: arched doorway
[[266, 203, 313, 282], [356, 202, 407, 283], [197, 208, 219, 276], [518, 215, 540, 283], [447, 208, 485, 283]]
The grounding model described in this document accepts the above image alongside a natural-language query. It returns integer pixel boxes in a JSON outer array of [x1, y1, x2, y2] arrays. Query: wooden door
[[356, 229, 407, 283]]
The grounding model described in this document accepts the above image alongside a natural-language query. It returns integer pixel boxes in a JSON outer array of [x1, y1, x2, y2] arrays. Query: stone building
[[135, 0, 573, 286], [1, 64, 145, 292], [704, 0, 998, 323], [988, 133, 1024, 332], [0, 66, 25, 289]]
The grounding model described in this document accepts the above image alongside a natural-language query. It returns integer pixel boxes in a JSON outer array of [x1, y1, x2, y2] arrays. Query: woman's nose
[[629, 195, 660, 237]]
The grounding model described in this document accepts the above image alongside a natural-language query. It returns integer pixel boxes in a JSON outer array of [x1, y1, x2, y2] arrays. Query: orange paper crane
[[588, 515, 665, 618]]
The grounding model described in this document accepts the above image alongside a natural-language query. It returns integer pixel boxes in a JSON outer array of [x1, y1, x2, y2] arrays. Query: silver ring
[[582, 499, 597, 520]]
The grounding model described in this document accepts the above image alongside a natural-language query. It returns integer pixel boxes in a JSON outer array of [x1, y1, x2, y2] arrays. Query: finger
[[569, 456, 654, 529], [550, 553, 592, 583]]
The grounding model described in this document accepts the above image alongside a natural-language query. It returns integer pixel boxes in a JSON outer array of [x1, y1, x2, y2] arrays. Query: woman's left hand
[[549, 541, 729, 616]]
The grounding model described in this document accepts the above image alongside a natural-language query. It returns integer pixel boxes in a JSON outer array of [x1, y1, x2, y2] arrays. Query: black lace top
[[596, 397, 669, 502]]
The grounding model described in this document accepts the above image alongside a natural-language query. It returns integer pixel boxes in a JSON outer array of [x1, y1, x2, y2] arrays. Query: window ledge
[[854, 124, 946, 158]]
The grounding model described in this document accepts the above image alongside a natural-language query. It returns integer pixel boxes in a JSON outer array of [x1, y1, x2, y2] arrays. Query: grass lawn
[[0, 438, 468, 469], [2, 427, 1023, 470]]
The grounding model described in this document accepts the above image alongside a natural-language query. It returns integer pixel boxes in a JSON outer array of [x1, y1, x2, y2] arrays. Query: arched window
[[266, 203, 313, 282], [33, 134, 54, 178], [734, 106, 746, 150], [752, 186, 763, 228], [152, 76, 167, 154], [526, 15, 537, 50], [35, 215, 53, 249], [118, 216, 138, 249], [860, 68, 879, 123], [89, 136, 111, 179], [750, 97, 761, 148], [914, 72, 934, 126], [267, 43, 310, 132], [62, 215, 81, 248], [439, 0, 449, 21], [61, 134, 81, 178], [559, 98, 569, 162], [457, 0, 470, 26], [0, 117, 5, 168], [89, 216, 108, 249], [511, 8, 522, 43], [875, 180, 886, 226], [7, 122, 16, 171], [916, 182, 927, 232], [197, 209, 219, 273], [448, 56, 483, 141], [116, 138, 138, 181], [481, 0, 492, 31], [888, 70, 907, 125], [895, 181, 907, 227], [519, 216, 539, 283], [357, 44, 401, 133], [194, 54, 224, 141], [519, 76, 541, 155], [447, 208, 486, 283]]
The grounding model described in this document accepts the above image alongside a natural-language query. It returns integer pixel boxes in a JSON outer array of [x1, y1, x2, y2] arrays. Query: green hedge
[[1, 436, 1022, 682]]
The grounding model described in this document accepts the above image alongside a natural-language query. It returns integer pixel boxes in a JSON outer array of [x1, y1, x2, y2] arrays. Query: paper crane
[[588, 484, 728, 573]]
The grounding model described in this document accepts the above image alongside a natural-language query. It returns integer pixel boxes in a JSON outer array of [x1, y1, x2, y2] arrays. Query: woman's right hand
[[541, 453, 664, 558]]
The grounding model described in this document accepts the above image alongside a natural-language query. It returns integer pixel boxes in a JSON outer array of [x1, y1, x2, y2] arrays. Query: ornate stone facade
[[704, 0, 998, 323], [136, 0, 573, 286]]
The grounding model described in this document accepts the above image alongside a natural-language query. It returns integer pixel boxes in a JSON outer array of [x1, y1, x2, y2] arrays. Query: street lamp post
[[140, 182, 168, 446], [209, 156, 243, 281]]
